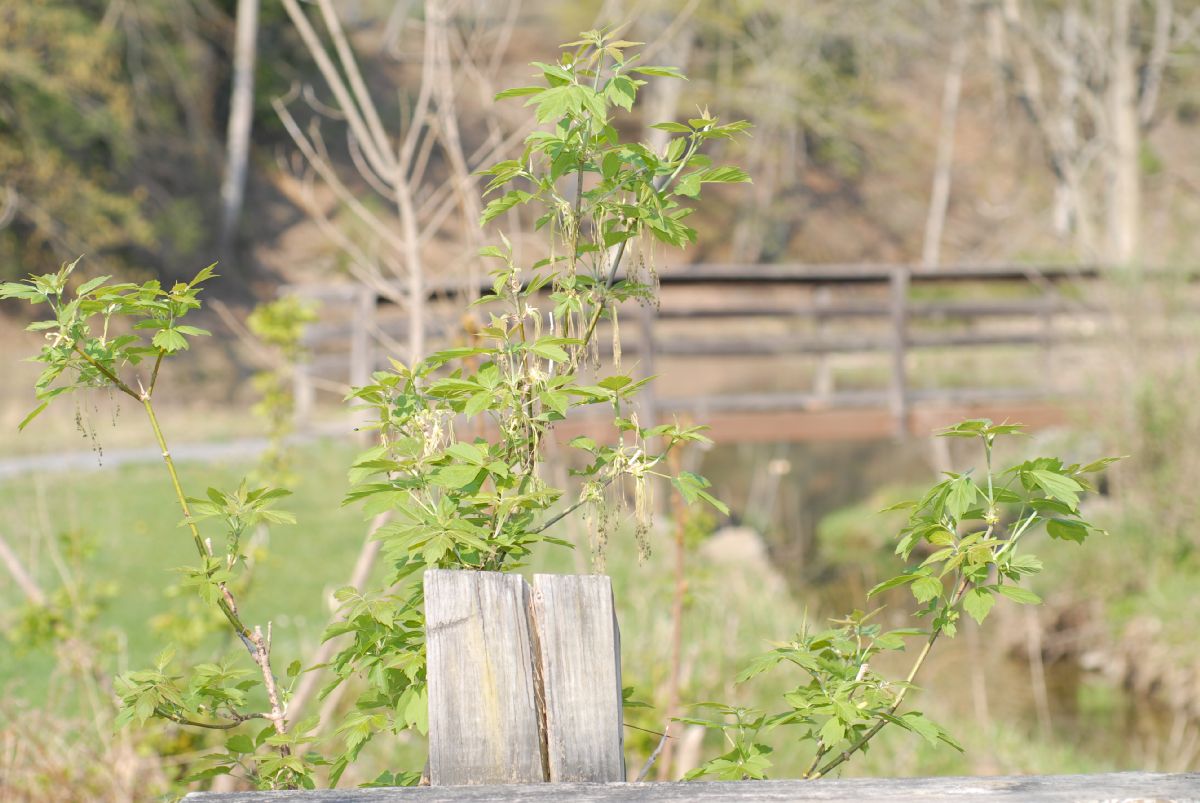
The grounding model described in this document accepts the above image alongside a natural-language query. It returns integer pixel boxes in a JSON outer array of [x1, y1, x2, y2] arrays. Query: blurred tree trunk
[[1108, 0, 1141, 264], [921, 2, 967, 268], [1052, 2, 1081, 240], [277, 0, 521, 364], [991, 0, 1181, 265], [218, 0, 260, 263]]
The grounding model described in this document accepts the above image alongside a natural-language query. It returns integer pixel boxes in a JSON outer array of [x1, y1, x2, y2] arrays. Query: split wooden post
[[423, 569, 626, 787]]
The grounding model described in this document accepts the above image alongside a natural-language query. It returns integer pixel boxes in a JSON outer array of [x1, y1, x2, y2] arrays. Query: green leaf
[[432, 464, 484, 489], [601, 151, 623, 179], [480, 190, 532, 225], [1046, 518, 1089, 543], [938, 419, 989, 438], [819, 717, 845, 746], [868, 573, 920, 597], [607, 75, 637, 111], [1079, 456, 1125, 473], [531, 61, 573, 83], [17, 402, 49, 431], [701, 166, 751, 184], [996, 584, 1042, 605], [1008, 554, 1043, 575], [76, 275, 112, 296], [532, 85, 576, 122], [530, 341, 569, 361], [540, 390, 569, 417], [189, 264, 218, 287], [962, 587, 995, 625], [463, 390, 492, 418], [225, 734, 255, 754], [597, 374, 633, 391], [879, 499, 917, 513], [945, 475, 977, 520], [672, 472, 727, 514], [632, 66, 686, 79], [445, 442, 486, 465], [1029, 469, 1082, 510], [735, 652, 785, 684], [911, 575, 943, 604], [674, 172, 702, 198], [902, 712, 941, 747], [185, 766, 232, 782], [494, 86, 544, 100], [1029, 497, 1075, 517], [0, 282, 43, 301], [696, 489, 730, 515], [152, 328, 189, 353]]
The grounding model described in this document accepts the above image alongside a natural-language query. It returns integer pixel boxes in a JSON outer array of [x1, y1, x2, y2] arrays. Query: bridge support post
[[888, 267, 910, 437], [349, 286, 376, 390]]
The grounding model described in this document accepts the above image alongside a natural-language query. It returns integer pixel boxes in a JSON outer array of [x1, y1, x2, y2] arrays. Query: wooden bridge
[[283, 263, 1116, 440]]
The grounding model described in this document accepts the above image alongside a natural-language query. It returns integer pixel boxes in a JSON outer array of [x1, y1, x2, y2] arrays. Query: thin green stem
[[663, 134, 701, 189], [811, 577, 970, 780], [984, 437, 995, 506], [148, 350, 165, 397], [802, 745, 828, 779], [577, 159, 685, 349], [532, 475, 617, 536], [156, 708, 265, 730], [72, 344, 139, 400], [578, 238, 631, 347], [147, 393, 291, 747], [142, 397, 255, 648]]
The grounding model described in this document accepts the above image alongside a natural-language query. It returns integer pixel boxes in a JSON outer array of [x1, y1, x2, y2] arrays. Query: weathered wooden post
[[532, 574, 624, 782], [423, 569, 625, 787], [425, 571, 544, 785], [813, 284, 834, 398], [1040, 293, 1056, 395]]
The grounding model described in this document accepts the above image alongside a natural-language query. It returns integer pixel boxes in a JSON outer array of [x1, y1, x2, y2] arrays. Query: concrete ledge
[[185, 771, 1200, 801]]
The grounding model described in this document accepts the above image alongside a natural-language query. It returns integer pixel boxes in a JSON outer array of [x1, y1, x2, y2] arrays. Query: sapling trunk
[[74, 332, 292, 748], [658, 446, 690, 780], [141, 387, 291, 745]]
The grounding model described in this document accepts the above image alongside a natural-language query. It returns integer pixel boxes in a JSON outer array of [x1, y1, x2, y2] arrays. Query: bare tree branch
[[0, 533, 47, 606]]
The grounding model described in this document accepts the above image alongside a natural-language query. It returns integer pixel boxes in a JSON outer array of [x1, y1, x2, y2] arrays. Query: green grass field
[[0, 439, 366, 701]]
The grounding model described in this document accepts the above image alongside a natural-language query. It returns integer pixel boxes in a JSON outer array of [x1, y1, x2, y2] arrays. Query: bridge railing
[[280, 263, 1116, 435]]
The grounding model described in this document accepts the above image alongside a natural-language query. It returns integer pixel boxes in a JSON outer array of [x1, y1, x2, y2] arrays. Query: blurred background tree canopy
[[3, 0, 1198, 287], [0, 0, 304, 284]]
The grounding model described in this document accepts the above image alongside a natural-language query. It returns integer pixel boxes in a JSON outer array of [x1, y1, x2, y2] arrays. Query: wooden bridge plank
[[184, 771, 1200, 801], [424, 570, 545, 785], [531, 574, 625, 783]]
